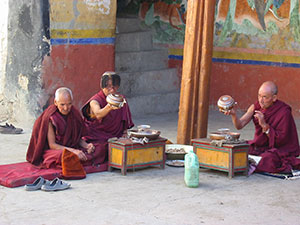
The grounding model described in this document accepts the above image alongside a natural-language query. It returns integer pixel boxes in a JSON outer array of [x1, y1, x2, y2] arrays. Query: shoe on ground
[[41, 177, 71, 191], [0, 123, 23, 134], [25, 176, 50, 191]]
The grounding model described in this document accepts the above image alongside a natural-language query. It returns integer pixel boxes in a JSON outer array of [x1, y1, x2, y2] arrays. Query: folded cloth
[[131, 137, 149, 145], [210, 139, 247, 147], [62, 149, 86, 180], [210, 140, 227, 147], [248, 163, 257, 176]]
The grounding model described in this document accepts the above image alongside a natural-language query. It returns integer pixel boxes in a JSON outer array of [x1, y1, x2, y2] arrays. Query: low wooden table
[[191, 138, 249, 178], [108, 137, 167, 175]]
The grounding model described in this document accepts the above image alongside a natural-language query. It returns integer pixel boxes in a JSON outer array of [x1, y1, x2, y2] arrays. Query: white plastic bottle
[[184, 150, 199, 188]]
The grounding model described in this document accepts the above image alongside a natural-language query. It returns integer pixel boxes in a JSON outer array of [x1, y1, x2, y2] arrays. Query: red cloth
[[26, 105, 84, 167], [0, 162, 108, 188], [62, 149, 86, 180], [81, 90, 134, 163], [248, 100, 300, 173]]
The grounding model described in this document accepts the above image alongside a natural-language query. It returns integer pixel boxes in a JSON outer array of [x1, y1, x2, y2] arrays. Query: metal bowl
[[106, 94, 125, 108], [217, 95, 235, 112], [209, 132, 240, 141], [128, 129, 161, 140], [137, 125, 151, 132]]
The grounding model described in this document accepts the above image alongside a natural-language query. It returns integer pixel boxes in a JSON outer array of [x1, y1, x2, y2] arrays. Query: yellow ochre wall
[[42, 0, 117, 109]]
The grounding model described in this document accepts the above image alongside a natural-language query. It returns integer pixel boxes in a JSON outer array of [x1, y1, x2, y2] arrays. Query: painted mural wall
[[124, 0, 187, 73], [133, 0, 300, 116], [212, 0, 300, 115], [42, 0, 116, 110]]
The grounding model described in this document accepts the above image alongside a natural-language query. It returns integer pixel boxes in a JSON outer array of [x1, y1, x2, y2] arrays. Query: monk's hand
[[73, 149, 88, 161], [254, 110, 267, 128], [122, 130, 128, 138], [107, 104, 119, 110], [86, 143, 95, 154], [220, 107, 236, 116]]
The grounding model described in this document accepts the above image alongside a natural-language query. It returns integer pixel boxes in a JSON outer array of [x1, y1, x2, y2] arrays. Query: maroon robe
[[248, 100, 300, 173], [26, 104, 100, 168], [81, 90, 134, 163]]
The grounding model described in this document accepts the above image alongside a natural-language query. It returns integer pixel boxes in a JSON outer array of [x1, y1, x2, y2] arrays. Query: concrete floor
[[0, 109, 300, 225]]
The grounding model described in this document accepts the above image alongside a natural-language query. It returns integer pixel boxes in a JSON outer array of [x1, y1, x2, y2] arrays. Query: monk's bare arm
[[231, 104, 254, 130], [47, 122, 87, 161], [89, 99, 117, 120]]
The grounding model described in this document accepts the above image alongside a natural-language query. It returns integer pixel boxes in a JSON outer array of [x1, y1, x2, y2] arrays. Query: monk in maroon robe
[[223, 81, 300, 173], [81, 72, 134, 163], [26, 87, 96, 169]]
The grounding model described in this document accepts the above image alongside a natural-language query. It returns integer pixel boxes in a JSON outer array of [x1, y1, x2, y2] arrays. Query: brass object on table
[[209, 132, 240, 141]]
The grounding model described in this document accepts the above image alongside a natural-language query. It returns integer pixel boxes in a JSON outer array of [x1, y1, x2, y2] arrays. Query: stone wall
[[0, 0, 116, 125], [1, 0, 49, 125]]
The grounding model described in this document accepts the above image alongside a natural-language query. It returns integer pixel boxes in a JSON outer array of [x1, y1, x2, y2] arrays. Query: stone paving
[[0, 109, 300, 225]]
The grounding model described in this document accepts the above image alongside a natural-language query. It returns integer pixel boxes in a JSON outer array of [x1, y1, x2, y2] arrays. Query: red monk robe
[[81, 90, 134, 162], [26, 105, 101, 168], [248, 100, 300, 173]]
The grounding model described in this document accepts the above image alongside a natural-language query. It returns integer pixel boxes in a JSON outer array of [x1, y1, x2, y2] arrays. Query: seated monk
[[223, 81, 300, 173], [81, 71, 134, 164], [26, 87, 97, 174]]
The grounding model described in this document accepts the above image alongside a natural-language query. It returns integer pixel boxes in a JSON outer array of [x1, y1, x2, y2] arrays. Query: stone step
[[115, 31, 153, 52], [116, 17, 148, 33], [115, 49, 169, 72], [126, 92, 180, 116], [118, 68, 180, 97]]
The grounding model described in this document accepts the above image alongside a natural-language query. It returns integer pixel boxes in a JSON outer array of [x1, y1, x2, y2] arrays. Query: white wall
[[0, 0, 9, 93]]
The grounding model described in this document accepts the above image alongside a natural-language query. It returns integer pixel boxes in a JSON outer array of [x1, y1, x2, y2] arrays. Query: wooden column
[[177, 0, 216, 144]]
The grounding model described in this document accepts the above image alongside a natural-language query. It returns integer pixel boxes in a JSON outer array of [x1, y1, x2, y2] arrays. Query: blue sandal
[[41, 178, 71, 191]]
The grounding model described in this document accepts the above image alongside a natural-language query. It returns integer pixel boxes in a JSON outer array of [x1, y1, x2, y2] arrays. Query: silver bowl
[[106, 94, 125, 108], [217, 95, 235, 112]]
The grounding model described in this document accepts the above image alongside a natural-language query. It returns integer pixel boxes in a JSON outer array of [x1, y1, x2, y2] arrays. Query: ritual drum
[[217, 95, 235, 112]]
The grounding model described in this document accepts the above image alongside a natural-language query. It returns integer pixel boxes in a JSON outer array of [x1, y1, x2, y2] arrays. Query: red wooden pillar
[[177, 0, 216, 144]]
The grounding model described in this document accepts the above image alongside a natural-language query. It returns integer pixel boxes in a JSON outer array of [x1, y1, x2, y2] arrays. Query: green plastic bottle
[[184, 150, 199, 188]]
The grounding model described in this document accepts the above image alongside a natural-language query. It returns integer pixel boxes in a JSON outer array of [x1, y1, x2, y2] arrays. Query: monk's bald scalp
[[260, 81, 278, 95], [55, 87, 73, 101]]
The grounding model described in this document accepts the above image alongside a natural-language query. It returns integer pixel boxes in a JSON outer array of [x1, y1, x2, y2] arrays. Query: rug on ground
[[0, 162, 108, 188]]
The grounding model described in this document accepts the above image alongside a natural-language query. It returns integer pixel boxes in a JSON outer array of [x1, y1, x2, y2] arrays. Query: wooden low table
[[191, 138, 249, 178], [108, 137, 167, 175]]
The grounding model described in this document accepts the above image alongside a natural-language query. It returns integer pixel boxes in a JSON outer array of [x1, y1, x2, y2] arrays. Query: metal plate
[[166, 160, 185, 167], [128, 129, 160, 140]]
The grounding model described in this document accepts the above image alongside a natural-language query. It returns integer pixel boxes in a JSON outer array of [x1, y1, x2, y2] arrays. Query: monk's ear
[[54, 99, 58, 106], [272, 94, 278, 102]]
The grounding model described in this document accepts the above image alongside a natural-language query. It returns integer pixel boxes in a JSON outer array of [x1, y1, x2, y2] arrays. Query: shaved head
[[54, 87, 73, 115], [55, 87, 73, 101], [258, 81, 278, 109], [260, 81, 278, 95]]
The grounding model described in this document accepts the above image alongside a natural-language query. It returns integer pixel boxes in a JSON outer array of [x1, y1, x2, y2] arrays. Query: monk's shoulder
[[277, 100, 292, 113]]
